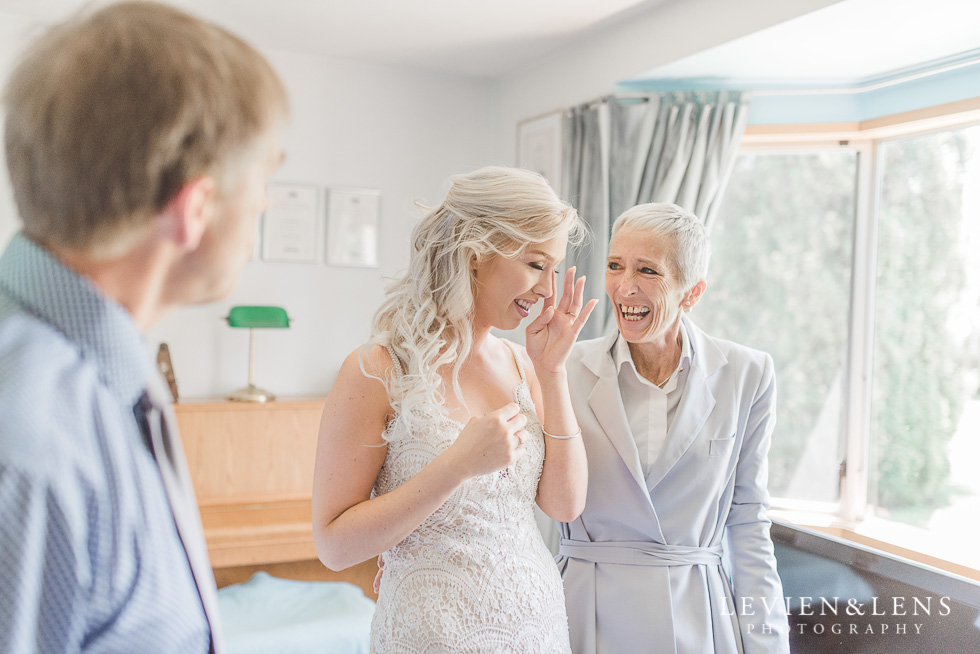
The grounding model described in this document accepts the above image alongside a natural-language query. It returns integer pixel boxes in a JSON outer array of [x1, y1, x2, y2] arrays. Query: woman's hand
[[446, 402, 527, 478], [525, 267, 598, 374]]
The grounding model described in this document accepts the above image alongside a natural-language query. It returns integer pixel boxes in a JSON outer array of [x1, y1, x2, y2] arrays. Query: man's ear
[[164, 176, 216, 250]]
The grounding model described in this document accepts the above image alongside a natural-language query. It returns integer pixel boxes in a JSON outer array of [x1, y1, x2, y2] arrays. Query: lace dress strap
[[384, 344, 404, 381], [502, 339, 528, 385]]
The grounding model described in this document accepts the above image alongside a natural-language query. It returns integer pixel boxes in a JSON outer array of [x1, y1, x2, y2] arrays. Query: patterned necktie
[[134, 382, 222, 654]]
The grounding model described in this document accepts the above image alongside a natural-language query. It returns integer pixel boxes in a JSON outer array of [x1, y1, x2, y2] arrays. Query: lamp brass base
[[226, 384, 276, 403]]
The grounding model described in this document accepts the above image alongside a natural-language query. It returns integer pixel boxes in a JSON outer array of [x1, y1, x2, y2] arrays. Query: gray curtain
[[562, 91, 751, 339]]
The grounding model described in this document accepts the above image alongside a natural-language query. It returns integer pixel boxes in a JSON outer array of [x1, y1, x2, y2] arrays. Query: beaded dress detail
[[369, 341, 571, 654]]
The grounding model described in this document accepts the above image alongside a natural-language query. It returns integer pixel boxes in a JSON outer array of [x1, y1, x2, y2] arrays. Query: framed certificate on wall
[[325, 187, 381, 268], [517, 110, 564, 197], [261, 183, 319, 263]]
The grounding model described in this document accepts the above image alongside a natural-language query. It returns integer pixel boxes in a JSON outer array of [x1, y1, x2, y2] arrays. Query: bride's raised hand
[[525, 267, 598, 374]]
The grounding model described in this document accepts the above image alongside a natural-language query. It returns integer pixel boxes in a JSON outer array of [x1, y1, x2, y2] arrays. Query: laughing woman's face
[[605, 227, 692, 344], [471, 232, 568, 332]]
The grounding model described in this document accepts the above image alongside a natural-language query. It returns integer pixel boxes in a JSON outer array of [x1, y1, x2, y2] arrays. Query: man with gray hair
[[0, 2, 288, 651]]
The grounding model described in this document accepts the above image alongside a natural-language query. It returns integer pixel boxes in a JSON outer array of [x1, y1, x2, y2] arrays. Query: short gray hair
[[610, 202, 710, 289]]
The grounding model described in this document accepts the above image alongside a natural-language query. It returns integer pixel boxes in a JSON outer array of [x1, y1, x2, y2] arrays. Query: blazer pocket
[[708, 433, 736, 457]]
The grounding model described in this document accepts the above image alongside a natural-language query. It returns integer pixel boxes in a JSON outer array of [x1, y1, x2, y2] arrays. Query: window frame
[[737, 97, 980, 579], [722, 141, 863, 508]]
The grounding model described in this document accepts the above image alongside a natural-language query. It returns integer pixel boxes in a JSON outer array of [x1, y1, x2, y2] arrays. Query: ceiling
[[3, 0, 977, 85], [0, 0, 668, 78], [632, 0, 980, 86]]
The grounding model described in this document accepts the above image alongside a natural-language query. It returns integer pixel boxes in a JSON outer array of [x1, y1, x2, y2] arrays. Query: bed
[[218, 572, 375, 654]]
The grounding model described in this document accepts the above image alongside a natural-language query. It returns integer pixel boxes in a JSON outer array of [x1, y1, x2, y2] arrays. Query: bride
[[312, 166, 597, 653]]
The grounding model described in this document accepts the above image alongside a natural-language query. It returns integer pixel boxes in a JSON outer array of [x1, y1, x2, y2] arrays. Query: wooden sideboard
[[174, 397, 379, 597]]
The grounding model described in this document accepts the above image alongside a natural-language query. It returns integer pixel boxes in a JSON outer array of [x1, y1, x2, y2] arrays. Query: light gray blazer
[[559, 318, 789, 654]]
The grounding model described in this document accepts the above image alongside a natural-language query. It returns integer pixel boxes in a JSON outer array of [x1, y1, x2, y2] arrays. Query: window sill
[[770, 508, 980, 583]]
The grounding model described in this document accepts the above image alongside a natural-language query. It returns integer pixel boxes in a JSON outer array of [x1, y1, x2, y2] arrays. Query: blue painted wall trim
[[616, 52, 980, 125]]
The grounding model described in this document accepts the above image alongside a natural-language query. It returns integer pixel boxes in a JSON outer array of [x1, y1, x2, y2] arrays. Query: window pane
[[699, 150, 856, 503], [871, 124, 980, 568]]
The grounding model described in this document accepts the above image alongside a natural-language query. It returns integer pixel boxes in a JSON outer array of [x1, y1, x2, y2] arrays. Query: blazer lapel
[[645, 319, 725, 490], [583, 332, 648, 492]]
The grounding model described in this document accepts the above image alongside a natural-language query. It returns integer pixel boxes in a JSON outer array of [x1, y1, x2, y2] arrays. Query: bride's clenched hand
[[446, 402, 527, 478], [525, 267, 598, 374]]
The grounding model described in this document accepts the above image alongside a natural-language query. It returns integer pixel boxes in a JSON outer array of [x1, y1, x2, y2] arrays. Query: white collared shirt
[[613, 320, 694, 477]]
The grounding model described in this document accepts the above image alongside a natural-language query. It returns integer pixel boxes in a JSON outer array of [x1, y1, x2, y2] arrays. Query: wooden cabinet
[[174, 397, 325, 568]]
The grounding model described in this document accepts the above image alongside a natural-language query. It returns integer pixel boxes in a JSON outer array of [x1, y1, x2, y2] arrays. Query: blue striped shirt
[[0, 234, 210, 653]]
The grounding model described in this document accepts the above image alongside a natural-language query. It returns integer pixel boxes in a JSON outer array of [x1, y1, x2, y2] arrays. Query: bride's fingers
[[541, 290, 555, 314], [526, 305, 555, 335], [556, 267, 575, 314], [573, 298, 599, 330], [568, 275, 586, 317]]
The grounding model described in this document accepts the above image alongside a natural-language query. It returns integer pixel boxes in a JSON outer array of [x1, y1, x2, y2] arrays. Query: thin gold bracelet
[[542, 428, 582, 440]]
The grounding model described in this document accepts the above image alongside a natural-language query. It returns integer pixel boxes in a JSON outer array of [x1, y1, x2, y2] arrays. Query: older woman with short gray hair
[[559, 202, 790, 653]]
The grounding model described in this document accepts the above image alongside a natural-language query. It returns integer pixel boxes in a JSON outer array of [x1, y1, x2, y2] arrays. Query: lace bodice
[[369, 342, 571, 654]]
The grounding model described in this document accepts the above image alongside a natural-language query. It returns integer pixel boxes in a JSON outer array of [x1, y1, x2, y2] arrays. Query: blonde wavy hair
[[365, 166, 587, 437]]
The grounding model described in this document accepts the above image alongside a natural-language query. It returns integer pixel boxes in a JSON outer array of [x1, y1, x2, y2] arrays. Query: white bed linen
[[217, 572, 375, 654]]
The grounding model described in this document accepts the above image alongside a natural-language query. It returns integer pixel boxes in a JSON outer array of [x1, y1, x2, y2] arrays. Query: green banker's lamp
[[225, 305, 290, 403]]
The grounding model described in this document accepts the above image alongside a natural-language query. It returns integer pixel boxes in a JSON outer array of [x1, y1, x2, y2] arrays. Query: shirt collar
[[612, 319, 695, 381], [679, 318, 694, 368], [612, 329, 633, 372], [0, 233, 150, 406]]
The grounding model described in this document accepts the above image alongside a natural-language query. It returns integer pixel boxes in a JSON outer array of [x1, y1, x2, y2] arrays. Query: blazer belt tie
[[559, 539, 723, 567]]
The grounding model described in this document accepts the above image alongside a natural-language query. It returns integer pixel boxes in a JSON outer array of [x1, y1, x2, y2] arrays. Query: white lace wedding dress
[[370, 342, 571, 654]]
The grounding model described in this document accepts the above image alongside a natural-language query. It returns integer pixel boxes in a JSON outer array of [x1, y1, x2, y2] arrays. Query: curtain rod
[[578, 92, 654, 109], [575, 90, 752, 110]]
